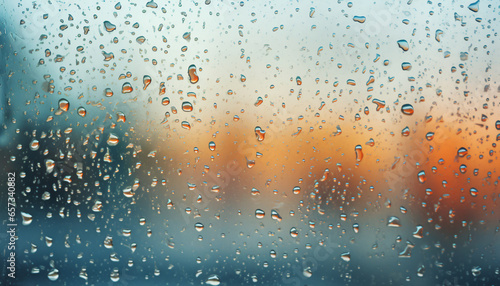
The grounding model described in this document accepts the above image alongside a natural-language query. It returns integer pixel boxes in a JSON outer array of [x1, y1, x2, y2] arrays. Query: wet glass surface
[[0, 1, 499, 285]]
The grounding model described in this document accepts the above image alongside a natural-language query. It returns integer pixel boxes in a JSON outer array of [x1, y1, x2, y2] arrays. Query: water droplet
[[469, 187, 478, 197], [116, 112, 126, 123], [251, 188, 260, 195], [92, 200, 103, 212], [182, 102, 193, 112], [122, 82, 133, 93], [417, 171, 426, 183], [123, 188, 134, 198], [42, 191, 51, 201], [208, 141, 216, 151], [471, 266, 481, 276], [398, 242, 415, 258], [58, 99, 69, 112], [103, 21, 116, 32], [296, 76, 302, 85], [271, 210, 282, 222], [353, 16, 366, 23], [21, 212, 33, 225], [341, 252, 351, 262], [45, 159, 55, 173], [457, 147, 468, 157], [401, 62, 412, 71], [435, 29, 443, 42], [401, 126, 410, 136], [255, 209, 265, 219], [413, 225, 424, 239], [143, 75, 151, 90], [105, 88, 114, 97], [107, 134, 119, 146], [188, 64, 199, 84], [110, 269, 120, 282], [468, 0, 479, 12], [303, 267, 313, 278], [255, 126, 266, 142], [195, 222, 204, 232], [417, 265, 425, 277], [401, 104, 414, 115], [77, 107, 87, 117], [181, 121, 191, 130], [353, 223, 359, 233], [397, 39, 409, 51], [387, 216, 401, 227], [48, 269, 59, 281], [136, 36, 146, 44], [309, 7, 315, 18], [206, 274, 220, 285], [290, 227, 299, 238], [293, 186, 301, 195], [146, 0, 158, 9], [425, 132, 434, 141], [355, 145, 363, 162], [30, 140, 40, 151]]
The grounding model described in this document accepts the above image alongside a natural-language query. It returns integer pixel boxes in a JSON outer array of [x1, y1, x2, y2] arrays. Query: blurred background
[[0, 0, 499, 285]]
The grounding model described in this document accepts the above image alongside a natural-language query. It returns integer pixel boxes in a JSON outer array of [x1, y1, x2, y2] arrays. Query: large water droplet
[[48, 269, 59, 281], [387, 216, 401, 227], [188, 64, 199, 84], [255, 126, 266, 142], [107, 134, 119, 146], [457, 147, 468, 157], [103, 21, 116, 32], [469, 187, 478, 197], [355, 145, 363, 162], [468, 0, 479, 12], [255, 209, 265, 219], [30, 140, 40, 151], [122, 82, 133, 93], [21, 212, 33, 225], [208, 141, 216, 151], [206, 274, 220, 285], [353, 16, 366, 23], [401, 104, 414, 115], [417, 171, 426, 183], [182, 102, 193, 112], [397, 39, 409, 51], [341, 252, 351, 262], [195, 222, 204, 232]]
